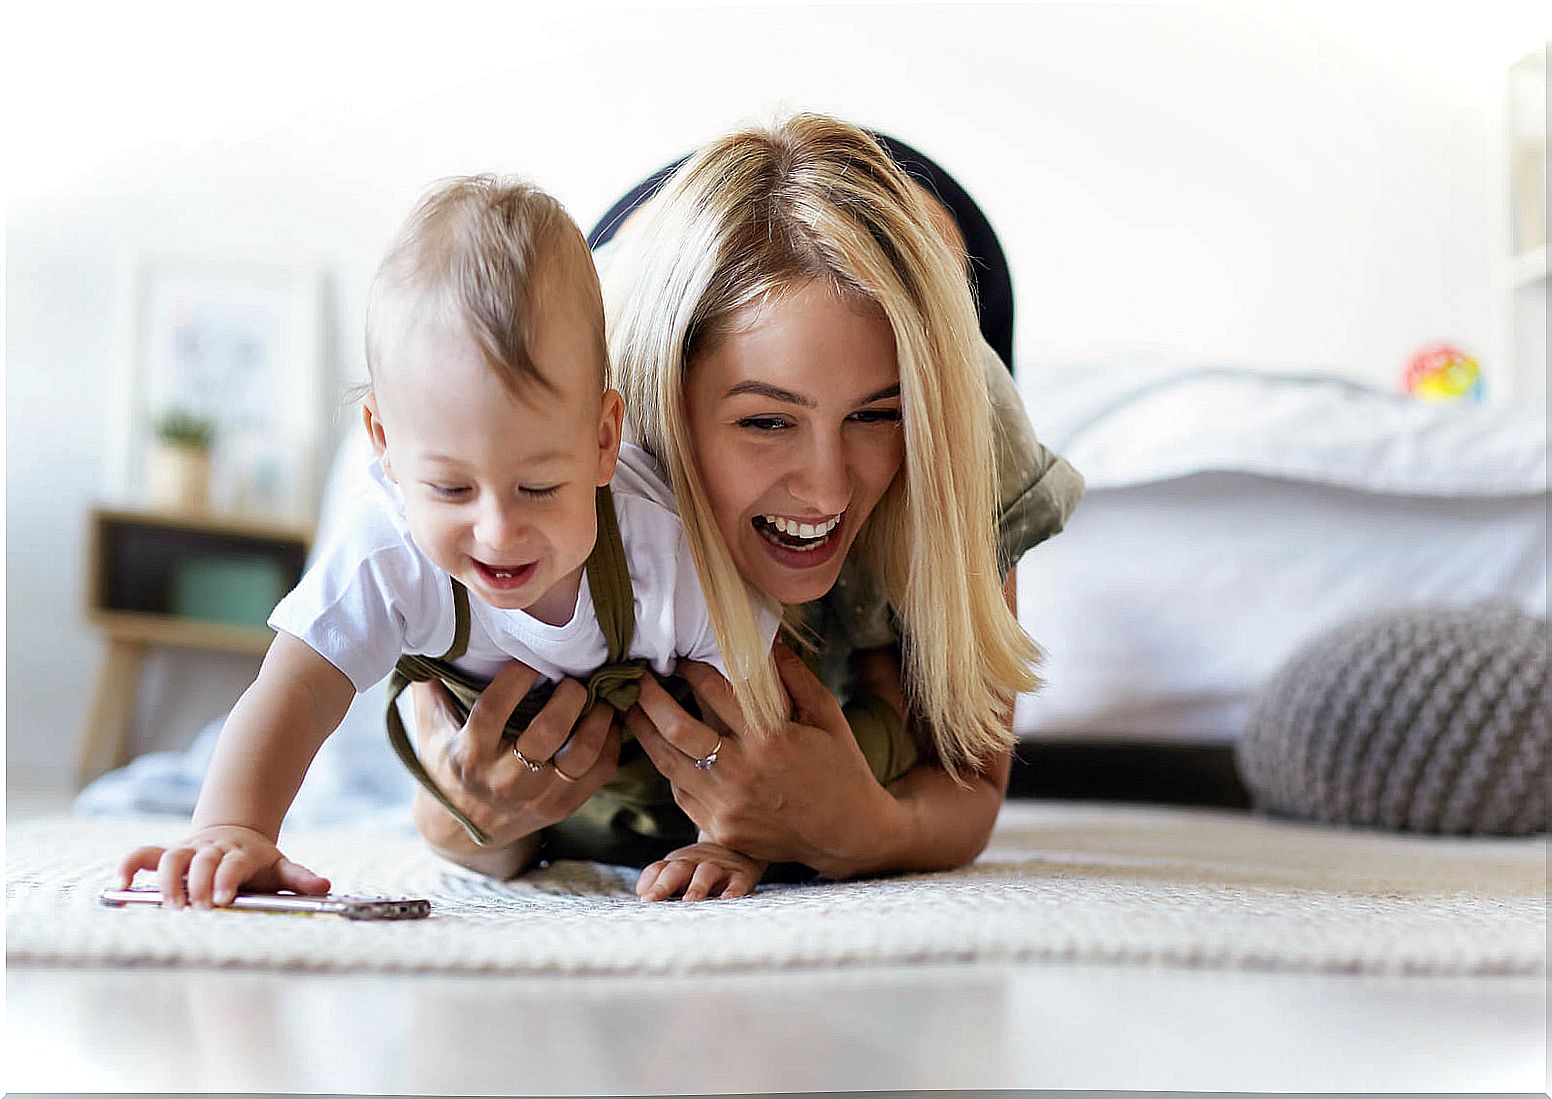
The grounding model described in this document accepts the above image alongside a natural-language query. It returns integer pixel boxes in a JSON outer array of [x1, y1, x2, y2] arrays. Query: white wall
[[7, 1, 1547, 779]]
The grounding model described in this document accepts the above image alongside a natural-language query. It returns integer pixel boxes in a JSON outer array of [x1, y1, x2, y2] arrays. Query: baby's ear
[[361, 392, 395, 480], [595, 388, 625, 486]]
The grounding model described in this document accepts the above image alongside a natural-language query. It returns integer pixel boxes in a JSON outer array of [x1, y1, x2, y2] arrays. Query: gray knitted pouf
[[1236, 605, 1549, 835]]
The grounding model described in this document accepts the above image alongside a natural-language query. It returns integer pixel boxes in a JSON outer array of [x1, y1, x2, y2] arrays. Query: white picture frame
[[108, 255, 326, 521]]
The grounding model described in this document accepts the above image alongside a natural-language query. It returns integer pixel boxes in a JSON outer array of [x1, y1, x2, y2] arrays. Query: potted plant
[[146, 409, 215, 511]]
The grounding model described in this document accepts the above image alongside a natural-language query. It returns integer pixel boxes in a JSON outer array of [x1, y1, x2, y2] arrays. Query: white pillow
[[1014, 366, 1548, 744]]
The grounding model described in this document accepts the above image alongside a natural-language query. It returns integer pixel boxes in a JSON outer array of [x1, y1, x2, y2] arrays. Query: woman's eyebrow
[[856, 384, 901, 404], [723, 381, 902, 406], [724, 381, 813, 407]]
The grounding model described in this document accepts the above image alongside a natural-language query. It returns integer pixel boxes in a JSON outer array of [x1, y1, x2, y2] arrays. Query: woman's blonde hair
[[605, 113, 1041, 776]]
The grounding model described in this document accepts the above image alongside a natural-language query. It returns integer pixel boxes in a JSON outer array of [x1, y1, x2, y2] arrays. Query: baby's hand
[[117, 824, 330, 911], [636, 841, 766, 902]]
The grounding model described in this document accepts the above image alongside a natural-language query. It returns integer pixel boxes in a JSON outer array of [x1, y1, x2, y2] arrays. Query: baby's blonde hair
[[605, 113, 1041, 774], [366, 174, 605, 397]]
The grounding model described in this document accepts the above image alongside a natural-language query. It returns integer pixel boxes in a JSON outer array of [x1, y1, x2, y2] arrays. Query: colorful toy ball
[[1403, 342, 1483, 401]]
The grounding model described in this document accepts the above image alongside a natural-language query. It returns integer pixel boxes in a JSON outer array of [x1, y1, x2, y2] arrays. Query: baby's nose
[[474, 501, 527, 552]]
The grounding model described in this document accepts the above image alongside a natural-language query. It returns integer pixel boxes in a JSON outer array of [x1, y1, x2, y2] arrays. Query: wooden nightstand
[[79, 506, 313, 785]]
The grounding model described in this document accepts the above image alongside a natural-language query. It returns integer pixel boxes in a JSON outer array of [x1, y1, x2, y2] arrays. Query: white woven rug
[[8, 802, 1545, 976]]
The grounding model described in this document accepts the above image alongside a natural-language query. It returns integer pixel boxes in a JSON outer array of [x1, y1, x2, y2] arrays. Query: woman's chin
[[743, 530, 850, 605]]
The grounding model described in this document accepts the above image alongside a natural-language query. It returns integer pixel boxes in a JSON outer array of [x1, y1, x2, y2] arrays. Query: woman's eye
[[521, 485, 561, 499], [737, 416, 790, 432], [428, 484, 471, 499], [850, 408, 902, 425]]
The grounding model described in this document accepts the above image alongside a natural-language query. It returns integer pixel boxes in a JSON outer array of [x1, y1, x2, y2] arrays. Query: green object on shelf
[[170, 555, 287, 628]]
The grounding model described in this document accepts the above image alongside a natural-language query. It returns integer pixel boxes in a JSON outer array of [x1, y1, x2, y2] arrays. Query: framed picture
[[108, 256, 325, 521]]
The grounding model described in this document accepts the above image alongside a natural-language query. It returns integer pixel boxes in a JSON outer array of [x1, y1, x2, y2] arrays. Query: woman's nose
[[787, 433, 852, 514]]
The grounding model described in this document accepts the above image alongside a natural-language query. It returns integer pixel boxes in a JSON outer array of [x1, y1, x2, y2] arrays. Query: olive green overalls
[[385, 486, 918, 869]]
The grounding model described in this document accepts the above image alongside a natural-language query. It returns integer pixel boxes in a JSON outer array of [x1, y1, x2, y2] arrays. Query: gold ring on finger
[[511, 743, 544, 773], [550, 759, 581, 784], [692, 736, 723, 772]]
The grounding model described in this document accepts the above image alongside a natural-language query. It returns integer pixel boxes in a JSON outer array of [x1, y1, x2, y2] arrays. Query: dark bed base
[[1007, 741, 1251, 810]]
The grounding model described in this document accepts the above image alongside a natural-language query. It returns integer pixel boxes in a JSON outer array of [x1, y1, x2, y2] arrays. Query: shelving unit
[[78, 506, 312, 784]]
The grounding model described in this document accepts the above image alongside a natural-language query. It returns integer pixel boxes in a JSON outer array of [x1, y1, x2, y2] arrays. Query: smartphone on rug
[[98, 888, 431, 920]]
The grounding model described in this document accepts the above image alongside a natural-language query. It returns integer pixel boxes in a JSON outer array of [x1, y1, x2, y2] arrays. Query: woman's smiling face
[[684, 278, 906, 606]]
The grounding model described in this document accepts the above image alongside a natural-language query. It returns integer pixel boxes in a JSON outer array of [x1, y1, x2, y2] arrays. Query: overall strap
[[580, 484, 651, 712], [443, 578, 471, 661], [385, 575, 488, 841]]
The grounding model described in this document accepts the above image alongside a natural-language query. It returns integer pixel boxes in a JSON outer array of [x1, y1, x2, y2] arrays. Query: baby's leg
[[636, 840, 766, 902]]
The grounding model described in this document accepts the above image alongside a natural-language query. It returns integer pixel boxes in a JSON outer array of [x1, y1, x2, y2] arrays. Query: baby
[[117, 176, 775, 907]]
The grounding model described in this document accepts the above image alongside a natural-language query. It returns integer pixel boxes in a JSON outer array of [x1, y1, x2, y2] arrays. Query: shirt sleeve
[[267, 493, 452, 692], [670, 522, 783, 682], [982, 339, 1086, 574]]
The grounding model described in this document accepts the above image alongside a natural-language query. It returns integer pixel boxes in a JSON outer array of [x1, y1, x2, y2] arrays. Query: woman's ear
[[361, 392, 396, 481], [595, 388, 625, 486]]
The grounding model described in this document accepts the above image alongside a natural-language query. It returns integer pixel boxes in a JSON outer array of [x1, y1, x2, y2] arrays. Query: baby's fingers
[[118, 846, 167, 889], [636, 861, 667, 900], [156, 847, 197, 910], [638, 858, 694, 903], [209, 848, 265, 907], [270, 857, 330, 897], [720, 866, 760, 900], [682, 860, 729, 903], [186, 846, 226, 909]]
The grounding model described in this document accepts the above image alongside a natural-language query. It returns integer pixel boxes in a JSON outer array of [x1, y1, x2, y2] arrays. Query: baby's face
[[366, 290, 621, 623]]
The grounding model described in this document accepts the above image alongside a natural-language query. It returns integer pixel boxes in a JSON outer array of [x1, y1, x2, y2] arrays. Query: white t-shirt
[[269, 443, 775, 692]]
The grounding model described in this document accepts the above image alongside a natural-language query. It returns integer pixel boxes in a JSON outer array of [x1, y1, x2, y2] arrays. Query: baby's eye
[[737, 416, 790, 432], [849, 408, 902, 425], [521, 485, 561, 499], [427, 483, 471, 499]]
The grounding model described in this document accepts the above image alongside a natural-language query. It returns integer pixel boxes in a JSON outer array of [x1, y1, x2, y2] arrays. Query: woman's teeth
[[762, 514, 841, 539], [755, 513, 842, 551]]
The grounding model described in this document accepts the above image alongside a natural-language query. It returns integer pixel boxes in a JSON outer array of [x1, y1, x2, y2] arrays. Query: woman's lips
[[470, 558, 539, 590], [751, 512, 846, 570]]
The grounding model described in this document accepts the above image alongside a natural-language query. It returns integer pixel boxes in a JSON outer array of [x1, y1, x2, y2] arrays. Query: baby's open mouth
[[472, 559, 538, 588], [752, 512, 843, 552]]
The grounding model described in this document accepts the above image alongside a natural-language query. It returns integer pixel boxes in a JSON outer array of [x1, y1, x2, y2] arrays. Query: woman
[[407, 113, 1083, 896]]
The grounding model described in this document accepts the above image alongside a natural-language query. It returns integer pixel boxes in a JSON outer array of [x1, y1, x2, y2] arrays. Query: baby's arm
[[635, 836, 767, 902], [116, 632, 356, 908]]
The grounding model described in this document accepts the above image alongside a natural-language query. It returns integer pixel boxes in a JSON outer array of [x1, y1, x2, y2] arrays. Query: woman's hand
[[407, 660, 623, 878], [625, 643, 908, 878]]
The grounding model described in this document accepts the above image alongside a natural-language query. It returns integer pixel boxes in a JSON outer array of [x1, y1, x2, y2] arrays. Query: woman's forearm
[[819, 749, 1010, 879], [411, 788, 543, 880], [828, 568, 1018, 880]]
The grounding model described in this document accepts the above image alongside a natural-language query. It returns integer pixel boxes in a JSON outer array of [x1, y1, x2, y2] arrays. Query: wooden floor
[[6, 769, 1546, 1094]]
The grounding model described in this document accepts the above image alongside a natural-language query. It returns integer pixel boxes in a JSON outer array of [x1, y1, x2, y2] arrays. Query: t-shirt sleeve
[[671, 528, 781, 682], [982, 339, 1086, 574], [267, 495, 452, 692], [645, 498, 779, 682]]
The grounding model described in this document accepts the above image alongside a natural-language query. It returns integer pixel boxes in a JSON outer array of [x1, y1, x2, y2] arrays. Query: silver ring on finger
[[511, 742, 545, 773], [693, 736, 723, 772]]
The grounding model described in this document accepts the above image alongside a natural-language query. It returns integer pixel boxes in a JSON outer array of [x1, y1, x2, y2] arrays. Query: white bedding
[[1015, 365, 1548, 744]]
